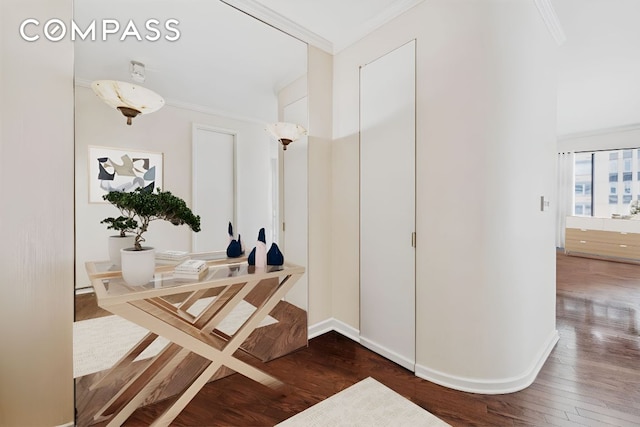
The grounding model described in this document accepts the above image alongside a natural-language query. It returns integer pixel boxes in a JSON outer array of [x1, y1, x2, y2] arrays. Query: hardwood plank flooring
[[76, 252, 640, 426]]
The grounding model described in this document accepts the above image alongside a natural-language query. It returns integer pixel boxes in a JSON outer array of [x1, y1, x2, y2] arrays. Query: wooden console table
[[84, 254, 304, 426]]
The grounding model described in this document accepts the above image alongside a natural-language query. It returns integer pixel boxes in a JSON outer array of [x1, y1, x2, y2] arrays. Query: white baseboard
[[308, 318, 360, 342], [309, 321, 559, 395], [75, 286, 94, 295], [415, 329, 560, 394], [360, 337, 415, 372]]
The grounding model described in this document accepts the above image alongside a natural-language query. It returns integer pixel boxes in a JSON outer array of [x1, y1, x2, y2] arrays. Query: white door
[[192, 124, 236, 252], [360, 40, 416, 371]]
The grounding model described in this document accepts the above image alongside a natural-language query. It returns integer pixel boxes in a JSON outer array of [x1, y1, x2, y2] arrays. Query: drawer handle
[[620, 244, 628, 248], [580, 240, 587, 244], [580, 228, 587, 232]]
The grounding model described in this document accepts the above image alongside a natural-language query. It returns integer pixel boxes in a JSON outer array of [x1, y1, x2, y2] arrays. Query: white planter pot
[[120, 247, 156, 286], [108, 235, 135, 266]]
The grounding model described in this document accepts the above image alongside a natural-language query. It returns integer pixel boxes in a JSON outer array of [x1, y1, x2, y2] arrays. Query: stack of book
[[156, 250, 190, 264], [173, 259, 209, 281]]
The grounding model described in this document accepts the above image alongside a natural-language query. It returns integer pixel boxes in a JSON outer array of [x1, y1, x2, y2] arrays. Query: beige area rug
[[276, 377, 450, 427], [73, 297, 277, 378]]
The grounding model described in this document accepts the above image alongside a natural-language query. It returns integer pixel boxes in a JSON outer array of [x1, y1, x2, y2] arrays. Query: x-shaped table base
[[89, 267, 302, 427]]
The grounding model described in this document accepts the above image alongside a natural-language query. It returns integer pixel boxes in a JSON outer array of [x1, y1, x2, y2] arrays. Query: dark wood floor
[[76, 253, 640, 426]]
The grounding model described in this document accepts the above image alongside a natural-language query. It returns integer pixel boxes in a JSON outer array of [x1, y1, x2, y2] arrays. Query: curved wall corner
[[413, 0, 559, 393], [415, 330, 559, 394]]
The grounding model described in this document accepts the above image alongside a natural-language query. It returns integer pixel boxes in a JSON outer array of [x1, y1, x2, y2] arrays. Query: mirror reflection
[[73, 0, 307, 290]]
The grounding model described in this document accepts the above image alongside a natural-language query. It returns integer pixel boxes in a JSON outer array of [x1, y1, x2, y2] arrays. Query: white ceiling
[[255, 0, 402, 50], [74, 0, 425, 123], [74, 0, 308, 123], [222, 0, 425, 53], [554, 0, 640, 136], [75, 0, 640, 135]]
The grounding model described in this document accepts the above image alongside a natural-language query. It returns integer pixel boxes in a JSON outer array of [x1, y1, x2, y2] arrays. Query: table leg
[[104, 345, 191, 427], [150, 359, 225, 427], [89, 332, 160, 391]]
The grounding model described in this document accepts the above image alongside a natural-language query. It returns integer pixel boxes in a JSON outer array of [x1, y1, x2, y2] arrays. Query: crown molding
[[75, 79, 269, 124], [534, 0, 566, 46], [558, 123, 640, 141], [333, 0, 425, 53], [222, 0, 426, 55], [220, 0, 333, 53]]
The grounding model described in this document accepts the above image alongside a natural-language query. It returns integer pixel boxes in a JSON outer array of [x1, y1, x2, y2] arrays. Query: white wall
[[278, 74, 307, 120], [75, 85, 275, 287], [307, 46, 333, 325], [283, 99, 309, 311], [277, 74, 309, 311], [0, 0, 75, 424], [332, 0, 558, 393]]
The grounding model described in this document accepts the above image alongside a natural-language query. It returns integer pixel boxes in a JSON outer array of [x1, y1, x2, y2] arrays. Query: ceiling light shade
[[91, 80, 165, 125], [266, 122, 308, 150]]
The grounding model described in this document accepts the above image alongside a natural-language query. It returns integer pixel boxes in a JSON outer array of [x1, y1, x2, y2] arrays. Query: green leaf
[[102, 188, 201, 250]]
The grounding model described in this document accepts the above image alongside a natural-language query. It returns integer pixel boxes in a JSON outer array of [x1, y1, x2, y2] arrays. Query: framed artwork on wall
[[88, 146, 164, 203]]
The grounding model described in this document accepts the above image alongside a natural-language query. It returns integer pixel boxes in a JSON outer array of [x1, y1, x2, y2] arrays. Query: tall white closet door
[[360, 40, 416, 371]]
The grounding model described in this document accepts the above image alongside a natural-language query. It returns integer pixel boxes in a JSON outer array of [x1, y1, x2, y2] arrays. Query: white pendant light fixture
[[266, 122, 308, 150], [91, 62, 164, 125]]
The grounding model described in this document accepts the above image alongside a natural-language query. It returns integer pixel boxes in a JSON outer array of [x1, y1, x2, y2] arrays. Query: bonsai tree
[[101, 215, 138, 238], [102, 187, 201, 250]]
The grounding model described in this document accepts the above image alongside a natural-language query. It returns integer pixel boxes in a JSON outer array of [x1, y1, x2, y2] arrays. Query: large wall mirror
[[73, 0, 308, 313], [73, 1, 309, 415]]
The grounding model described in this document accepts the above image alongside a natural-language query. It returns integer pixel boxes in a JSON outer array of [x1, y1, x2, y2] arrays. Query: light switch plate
[[540, 196, 550, 211]]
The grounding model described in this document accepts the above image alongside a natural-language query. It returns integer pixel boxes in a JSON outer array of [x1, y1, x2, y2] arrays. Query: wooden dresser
[[565, 216, 640, 263]]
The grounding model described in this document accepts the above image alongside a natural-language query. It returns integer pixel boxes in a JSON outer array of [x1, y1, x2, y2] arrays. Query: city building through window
[[574, 148, 640, 217]]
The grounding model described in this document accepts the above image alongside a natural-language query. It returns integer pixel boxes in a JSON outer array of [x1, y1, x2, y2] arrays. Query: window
[[573, 152, 593, 216], [575, 148, 640, 217], [575, 182, 589, 195], [575, 160, 592, 175], [574, 203, 591, 215], [610, 153, 618, 171]]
